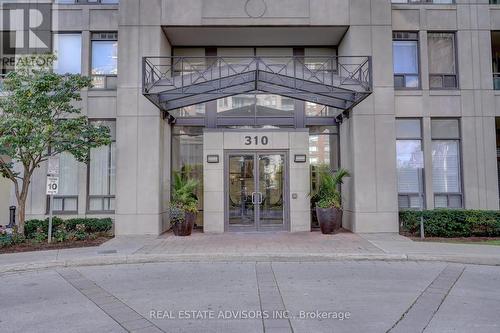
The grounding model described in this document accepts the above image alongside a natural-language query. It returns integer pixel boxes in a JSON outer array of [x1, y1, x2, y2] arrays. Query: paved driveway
[[136, 230, 383, 255], [1, 261, 499, 333]]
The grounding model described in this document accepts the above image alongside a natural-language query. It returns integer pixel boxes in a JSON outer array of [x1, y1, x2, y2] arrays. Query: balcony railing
[[143, 56, 372, 113]]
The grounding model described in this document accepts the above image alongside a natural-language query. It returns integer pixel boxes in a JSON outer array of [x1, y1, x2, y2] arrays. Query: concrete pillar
[[115, 0, 170, 235], [338, 0, 398, 233]]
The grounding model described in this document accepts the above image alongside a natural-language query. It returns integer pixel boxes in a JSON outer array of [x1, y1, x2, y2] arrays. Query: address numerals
[[244, 135, 269, 146]]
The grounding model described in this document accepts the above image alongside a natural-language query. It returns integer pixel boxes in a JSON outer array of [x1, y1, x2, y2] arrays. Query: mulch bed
[[0, 236, 113, 254], [409, 236, 500, 243]]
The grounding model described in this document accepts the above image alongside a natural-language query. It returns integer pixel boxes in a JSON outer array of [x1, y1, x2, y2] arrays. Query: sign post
[[46, 156, 60, 243]]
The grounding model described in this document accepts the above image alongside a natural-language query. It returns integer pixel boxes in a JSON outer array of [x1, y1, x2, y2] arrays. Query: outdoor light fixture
[[207, 155, 220, 163], [294, 154, 307, 163]]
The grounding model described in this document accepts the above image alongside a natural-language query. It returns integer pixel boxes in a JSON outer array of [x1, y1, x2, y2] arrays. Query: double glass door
[[226, 152, 288, 231]]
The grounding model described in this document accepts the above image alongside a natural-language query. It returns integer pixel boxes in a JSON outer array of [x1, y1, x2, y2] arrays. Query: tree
[[0, 57, 111, 233]]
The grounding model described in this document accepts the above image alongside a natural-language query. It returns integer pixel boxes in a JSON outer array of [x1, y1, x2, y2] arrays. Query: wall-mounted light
[[206, 155, 220, 163], [294, 154, 307, 163]]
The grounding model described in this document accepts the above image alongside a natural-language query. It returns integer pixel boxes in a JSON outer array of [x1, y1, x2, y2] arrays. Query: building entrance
[[225, 151, 288, 231]]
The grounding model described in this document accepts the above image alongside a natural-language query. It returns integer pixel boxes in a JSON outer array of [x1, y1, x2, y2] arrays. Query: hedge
[[400, 209, 500, 238], [24, 217, 113, 239]]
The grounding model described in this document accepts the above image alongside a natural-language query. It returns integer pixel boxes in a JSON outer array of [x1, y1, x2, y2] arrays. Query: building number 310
[[244, 135, 269, 146]]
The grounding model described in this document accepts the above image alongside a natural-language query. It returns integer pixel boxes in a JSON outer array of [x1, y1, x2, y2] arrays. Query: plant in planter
[[311, 166, 350, 234], [170, 169, 199, 236]]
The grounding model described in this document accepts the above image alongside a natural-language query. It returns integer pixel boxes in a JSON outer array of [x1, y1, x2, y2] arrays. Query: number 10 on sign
[[46, 177, 59, 195]]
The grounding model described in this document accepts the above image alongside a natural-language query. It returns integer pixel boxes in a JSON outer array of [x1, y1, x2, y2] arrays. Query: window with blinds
[[396, 119, 424, 209], [431, 118, 463, 208]]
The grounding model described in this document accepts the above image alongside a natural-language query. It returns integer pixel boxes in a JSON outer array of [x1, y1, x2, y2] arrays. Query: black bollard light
[[7, 206, 16, 228]]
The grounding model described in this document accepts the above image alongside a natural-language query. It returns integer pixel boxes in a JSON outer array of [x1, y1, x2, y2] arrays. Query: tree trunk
[[17, 199, 26, 235]]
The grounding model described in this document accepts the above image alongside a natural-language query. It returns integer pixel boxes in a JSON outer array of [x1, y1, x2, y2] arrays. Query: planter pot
[[172, 211, 196, 236], [316, 207, 342, 234]]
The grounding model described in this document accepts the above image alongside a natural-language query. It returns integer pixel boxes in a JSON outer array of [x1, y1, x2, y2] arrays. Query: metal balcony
[[142, 56, 372, 114]]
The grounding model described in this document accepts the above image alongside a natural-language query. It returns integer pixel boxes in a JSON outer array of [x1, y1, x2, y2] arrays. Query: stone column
[[115, 0, 171, 235]]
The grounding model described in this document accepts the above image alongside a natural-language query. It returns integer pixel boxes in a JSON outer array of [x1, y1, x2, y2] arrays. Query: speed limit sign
[[46, 177, 59, 195]]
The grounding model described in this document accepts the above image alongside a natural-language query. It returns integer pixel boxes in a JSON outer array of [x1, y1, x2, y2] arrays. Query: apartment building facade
[[1, 0, 499, 235]]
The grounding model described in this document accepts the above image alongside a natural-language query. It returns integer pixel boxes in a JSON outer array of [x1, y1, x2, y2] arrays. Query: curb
[[1, 252, 500, 273]]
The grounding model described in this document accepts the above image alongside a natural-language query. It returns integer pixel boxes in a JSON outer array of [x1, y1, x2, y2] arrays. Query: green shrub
[[0, 234, 13, 247], [400, 209, 500, 238], [54, 224, 69, 243], [65, 218, 113, 233], [24, 217, 64, 239], [24, 217, 113, 239]]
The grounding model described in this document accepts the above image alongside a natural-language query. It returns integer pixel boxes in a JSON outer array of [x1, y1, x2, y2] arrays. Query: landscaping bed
[[410, 236, 500, 246], [0, 217, 113, 253], [0, 236, 112, 254], [400, 209, 500, 240]]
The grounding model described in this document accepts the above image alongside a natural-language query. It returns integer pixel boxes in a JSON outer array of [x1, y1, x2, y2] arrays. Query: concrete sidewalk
[[1, 231, 500, 273]]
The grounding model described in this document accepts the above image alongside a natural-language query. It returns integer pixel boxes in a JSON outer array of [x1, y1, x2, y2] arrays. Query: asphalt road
[[1, 261, 499, 333]]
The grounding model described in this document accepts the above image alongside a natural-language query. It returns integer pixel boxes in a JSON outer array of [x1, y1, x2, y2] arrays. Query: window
[[217, 93, 295, 119], [91, 32, 118, 89], [49, 152, 79, 214], [393, 32, 420, 89], [53, 34, 82, 74], [492, 32, 500, 90], [428, 32, 458, 89], [172, 127, 204, 227], [305, 103, 337, 117], [431, 119, 462, 208], [396, 119, 424, 209], [496, 118, 500, 206], [88, 121, 116, 213], [309, 126, 340, 227]]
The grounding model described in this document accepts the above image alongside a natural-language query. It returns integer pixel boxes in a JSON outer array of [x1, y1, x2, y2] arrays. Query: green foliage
[[171, 166, 199, 213], [33, 227, 47, 243], [0, 234, 13, 248], [400, 209, 500, 237], [54, 224, 68, 243], [24, 217, 112, 239], [64, 218, 113, 233], [74, 224, 88, 240], [0, 227, 25, 247], [311, 166, 350, 209], [0, 56, 112, 230]]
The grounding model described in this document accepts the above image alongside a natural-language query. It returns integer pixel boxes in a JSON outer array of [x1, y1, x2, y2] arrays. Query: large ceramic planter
[[316, 207, 342, 234], [172, 211, 196, 236]]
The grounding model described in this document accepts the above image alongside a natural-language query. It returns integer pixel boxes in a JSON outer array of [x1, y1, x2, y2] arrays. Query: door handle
[[251, 192, 256, 204], [258, 192, 263, 204]]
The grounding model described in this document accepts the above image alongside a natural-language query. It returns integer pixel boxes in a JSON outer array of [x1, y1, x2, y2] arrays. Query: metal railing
[[143, 56, 372, 96]]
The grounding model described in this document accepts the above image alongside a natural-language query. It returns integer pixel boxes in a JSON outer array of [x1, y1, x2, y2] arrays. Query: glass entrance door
[[226, 152, 287, 231]]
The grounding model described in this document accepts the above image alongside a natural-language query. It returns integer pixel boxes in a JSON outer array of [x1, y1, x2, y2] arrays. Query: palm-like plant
[[312, 166, 350, 209], [171, 167, 199, 213]]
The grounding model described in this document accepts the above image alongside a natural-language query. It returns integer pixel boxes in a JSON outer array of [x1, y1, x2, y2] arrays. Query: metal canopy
[[142, 56, 372, 116]]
